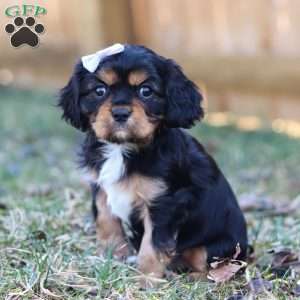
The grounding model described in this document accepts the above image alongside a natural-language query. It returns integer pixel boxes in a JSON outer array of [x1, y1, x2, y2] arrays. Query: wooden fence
[[0, 0, 300, 121]]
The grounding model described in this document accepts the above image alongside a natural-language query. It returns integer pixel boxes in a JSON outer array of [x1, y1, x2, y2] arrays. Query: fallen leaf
[[209, 243, 242, 268], [208, 243, 247, 283], [208, 260, 247, 283], [271, 248, 299, 268], [266, 248, 300, 277]]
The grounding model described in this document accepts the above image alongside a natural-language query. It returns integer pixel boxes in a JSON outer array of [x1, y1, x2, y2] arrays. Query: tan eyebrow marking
[[97, 68, 119, 86], [128, 70, 148, 86]]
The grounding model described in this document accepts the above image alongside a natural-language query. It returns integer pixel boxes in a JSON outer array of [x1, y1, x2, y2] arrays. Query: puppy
[[58, 44, 247, 279]]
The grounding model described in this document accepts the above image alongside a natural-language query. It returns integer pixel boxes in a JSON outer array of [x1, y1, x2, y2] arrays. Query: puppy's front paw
[[138, 274, 166, 289], [138, 253, 164, 277], [137, 253, 166, 288], [97, 242, 130, 261], [113, 242, 130, 260]]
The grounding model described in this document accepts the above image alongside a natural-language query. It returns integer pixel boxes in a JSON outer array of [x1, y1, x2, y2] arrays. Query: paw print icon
[[5, 17, 45, 48]]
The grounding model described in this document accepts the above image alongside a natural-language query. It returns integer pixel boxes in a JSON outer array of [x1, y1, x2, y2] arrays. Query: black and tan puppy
[[58, 44, 247, 279]]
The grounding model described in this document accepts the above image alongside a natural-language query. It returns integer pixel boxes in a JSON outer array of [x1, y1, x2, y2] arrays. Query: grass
[[0, 87, 300, 299]]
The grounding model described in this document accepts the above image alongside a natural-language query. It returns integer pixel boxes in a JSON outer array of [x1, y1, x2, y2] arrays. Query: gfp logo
[[4, 5, 47, 48]]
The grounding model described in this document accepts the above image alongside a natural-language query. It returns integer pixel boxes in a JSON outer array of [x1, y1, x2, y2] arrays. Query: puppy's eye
[[138, 86, 153, 99], [95, 86, 107, 98]]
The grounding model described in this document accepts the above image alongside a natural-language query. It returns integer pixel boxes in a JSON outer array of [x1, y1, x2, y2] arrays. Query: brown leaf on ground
[[210, 244, 242, 269], [208, 260, 247, 283], [268, 248, 300, 277], [208, 244, 247, 283], [270, 248, 299, 268]]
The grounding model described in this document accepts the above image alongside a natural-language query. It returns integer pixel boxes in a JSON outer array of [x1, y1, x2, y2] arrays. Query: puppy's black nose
[[112, 107, 131, 123]]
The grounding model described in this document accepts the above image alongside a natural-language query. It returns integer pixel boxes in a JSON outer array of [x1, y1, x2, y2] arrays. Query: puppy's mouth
[[91, 105, 160, 145], [108, 122, 154, 145], [113, 125, 129, 139], [113, 122, 128, 130]]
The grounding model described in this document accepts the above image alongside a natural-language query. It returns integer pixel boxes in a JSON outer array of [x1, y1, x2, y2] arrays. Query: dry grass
[[0, 88, 300, 299]]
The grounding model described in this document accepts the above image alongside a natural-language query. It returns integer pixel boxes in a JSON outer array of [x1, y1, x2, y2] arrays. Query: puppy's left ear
[[164, 59, 204, 128]]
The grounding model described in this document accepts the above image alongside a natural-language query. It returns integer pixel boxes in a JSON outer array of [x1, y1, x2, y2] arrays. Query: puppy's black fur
[[59, 45, 247, 265]]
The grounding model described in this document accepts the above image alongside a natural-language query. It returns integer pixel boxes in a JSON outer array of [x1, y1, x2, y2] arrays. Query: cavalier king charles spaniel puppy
[[58, 44, 247, 280]]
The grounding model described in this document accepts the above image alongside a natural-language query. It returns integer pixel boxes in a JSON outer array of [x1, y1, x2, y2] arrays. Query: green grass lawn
[[0, 88, 300, 299]]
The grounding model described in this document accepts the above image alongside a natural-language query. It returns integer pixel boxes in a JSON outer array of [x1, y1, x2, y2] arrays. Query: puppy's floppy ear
[[58, 62, 89, 131], [164, 59, 204, 128]]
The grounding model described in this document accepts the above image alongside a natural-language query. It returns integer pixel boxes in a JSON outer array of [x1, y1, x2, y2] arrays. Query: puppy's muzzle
[[112, 107, 132, 123]]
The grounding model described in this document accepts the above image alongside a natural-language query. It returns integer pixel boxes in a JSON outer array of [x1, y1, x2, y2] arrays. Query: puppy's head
[[59, 45, 203, 144]]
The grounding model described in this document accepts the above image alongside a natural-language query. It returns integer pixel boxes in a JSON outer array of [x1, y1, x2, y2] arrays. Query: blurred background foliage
[[0, 0, 300, 136]]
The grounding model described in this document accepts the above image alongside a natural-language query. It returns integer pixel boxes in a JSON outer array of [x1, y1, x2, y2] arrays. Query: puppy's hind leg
[[182, 246, 208, 280]]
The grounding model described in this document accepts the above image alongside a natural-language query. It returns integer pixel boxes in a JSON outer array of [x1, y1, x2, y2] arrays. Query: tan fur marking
[[92, 99, 113, 140], [128, 70, 148, 86], [117, 174, 166, 218], [91, 97, 158, 143], [137, 210, 169, 279], [95, 190, 129, 258], [97, 68, 119, 85], [182, 246, 208, 273], [128, 99, 158, 144]]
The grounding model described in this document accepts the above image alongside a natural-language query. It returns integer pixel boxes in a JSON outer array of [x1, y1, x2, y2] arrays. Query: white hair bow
[[81, 43, 125, 73]]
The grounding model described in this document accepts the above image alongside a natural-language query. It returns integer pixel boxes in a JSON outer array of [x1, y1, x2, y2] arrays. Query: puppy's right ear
[[58, 62, 89, 131]]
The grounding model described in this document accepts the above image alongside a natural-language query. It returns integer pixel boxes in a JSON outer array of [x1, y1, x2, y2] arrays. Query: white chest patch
[[97, 143, 133, 223]]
